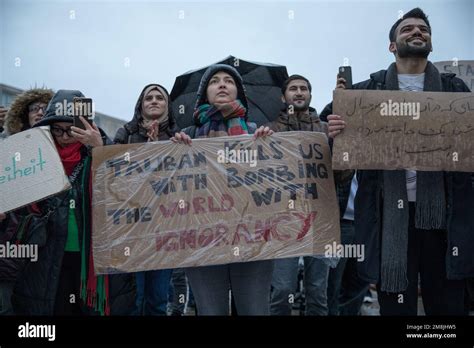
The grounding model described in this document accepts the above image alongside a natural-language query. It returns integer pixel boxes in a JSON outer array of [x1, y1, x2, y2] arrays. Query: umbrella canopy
[[170, 55, 289, 129]]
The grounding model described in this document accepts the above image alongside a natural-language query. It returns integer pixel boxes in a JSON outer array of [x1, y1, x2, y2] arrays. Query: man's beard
[[289, 101, 310, 112], [396, 40, 431, 58]]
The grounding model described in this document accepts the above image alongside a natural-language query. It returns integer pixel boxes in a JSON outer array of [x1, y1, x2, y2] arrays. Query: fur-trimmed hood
[[5, 88, 54, 135]]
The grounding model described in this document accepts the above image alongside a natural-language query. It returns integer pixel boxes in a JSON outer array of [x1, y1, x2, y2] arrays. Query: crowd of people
[[0, 7, 472, 316]]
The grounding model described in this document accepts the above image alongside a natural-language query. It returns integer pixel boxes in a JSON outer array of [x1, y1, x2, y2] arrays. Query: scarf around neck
[[55, 141, 110, 315], [55, 141, 83, 175], [380, 61, 447, 293], [193, 100, 248, 138]]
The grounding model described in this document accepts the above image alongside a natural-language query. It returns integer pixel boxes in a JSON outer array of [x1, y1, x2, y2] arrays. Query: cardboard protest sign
[[92, 132, 340, 274], [332, 89, 474, 172], [434, 60, 474, 91], [0, 127, 71, 213]]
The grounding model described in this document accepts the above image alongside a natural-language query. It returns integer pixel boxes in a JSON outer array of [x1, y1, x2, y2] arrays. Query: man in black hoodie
[[321, 8, 473, 315]]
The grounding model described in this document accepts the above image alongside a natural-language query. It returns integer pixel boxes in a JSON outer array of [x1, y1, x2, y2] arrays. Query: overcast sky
[[1, 0, 472, 123]]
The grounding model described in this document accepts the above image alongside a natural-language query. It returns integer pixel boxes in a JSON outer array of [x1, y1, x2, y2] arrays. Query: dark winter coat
[[8, 89, 136, 315], [265, 107, 328, 133], [319, 64, 474, 282]]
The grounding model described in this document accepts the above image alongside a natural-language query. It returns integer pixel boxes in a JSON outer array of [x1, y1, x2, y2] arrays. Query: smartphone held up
[[73, 97, 95, 129], [338, 66, 353, 89]]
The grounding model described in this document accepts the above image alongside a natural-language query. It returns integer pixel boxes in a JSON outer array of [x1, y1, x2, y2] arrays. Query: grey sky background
[[1, 0, 472, 122]]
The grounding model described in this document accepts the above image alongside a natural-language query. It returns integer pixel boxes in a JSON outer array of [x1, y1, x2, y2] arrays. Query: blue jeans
[[168, 268, 187, 315], [271, 257, 330, 315], [135, 269, 172, 315], [185, 260, 273, 315], [327, 220, 370, 315]]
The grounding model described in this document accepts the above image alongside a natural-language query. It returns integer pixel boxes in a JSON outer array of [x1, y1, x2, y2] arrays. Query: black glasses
[[28, 104, 47, 113], [51, 126, 73, 137]]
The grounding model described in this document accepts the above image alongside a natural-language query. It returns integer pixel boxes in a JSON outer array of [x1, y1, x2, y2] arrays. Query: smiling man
[[321, 8, 473, 316]]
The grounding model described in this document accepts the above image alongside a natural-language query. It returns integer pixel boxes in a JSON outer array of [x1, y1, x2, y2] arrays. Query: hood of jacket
[[34, 89, 85, 127], [193, 64, 249, 124], [5, 88, 54, 135]]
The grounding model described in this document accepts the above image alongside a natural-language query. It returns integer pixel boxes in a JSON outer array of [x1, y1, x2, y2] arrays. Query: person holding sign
[[171, 64, 274, 315], [0, 88, 53, 315], [114, 84, 179, 316], [10, 90, 134, 315], [264, 74, 334, 316], [321, 8, 473, 315]]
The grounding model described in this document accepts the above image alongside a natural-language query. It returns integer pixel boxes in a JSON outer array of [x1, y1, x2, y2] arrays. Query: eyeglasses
[[28, 104, 47, 113], [50, 126, 73, 137]]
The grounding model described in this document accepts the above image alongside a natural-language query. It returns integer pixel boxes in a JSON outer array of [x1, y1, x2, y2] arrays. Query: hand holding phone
[[73, 97, 94, 129], [338, 66, 353, 89]]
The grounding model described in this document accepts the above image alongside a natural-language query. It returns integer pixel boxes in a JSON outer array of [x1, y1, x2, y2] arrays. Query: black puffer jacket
[[320, 65, 474, 283]]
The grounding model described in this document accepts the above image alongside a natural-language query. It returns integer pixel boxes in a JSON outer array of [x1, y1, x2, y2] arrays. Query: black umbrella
[[170, 55, 289, 129]]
